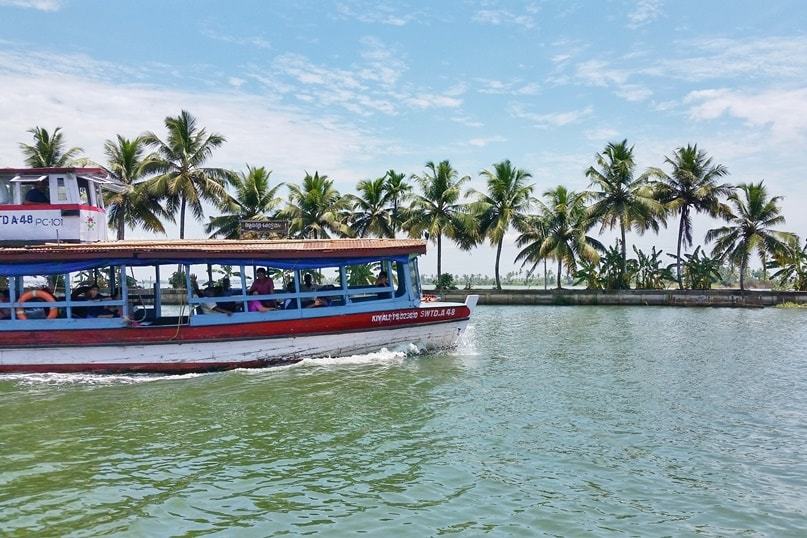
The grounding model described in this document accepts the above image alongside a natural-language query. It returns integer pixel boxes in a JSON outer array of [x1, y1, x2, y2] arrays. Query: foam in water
[[300, 345, 413, 367], [3, 372, 203, 387]]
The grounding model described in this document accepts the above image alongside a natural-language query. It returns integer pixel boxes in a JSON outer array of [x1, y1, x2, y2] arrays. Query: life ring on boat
[[15, 289, 58, 320], [422, 294, 438, 303]]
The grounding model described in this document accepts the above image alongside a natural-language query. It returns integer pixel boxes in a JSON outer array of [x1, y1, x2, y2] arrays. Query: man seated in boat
[[190, 275, 230, 315], [300, 273, 317, 307], [281, 278, 298, 310], [23, 181, 50, 204], [249, 267, 275, 307], [374, 270, 392, 299], [81, 285, 119, 318], [217, 277, 240, 312]]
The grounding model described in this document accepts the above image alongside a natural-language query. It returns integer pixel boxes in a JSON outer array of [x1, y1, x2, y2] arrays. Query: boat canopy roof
[[0, 239, 427, 276]]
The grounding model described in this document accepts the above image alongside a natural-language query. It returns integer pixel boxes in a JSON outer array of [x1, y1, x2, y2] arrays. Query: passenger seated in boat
[[23, 182, 50, 204], [249, 267, 275, 307], [201, 286, 234, 315], [248, 290, 275, 312], [218, 277, 240, 312], [0, 290, 10, 320], [300, 273, 318, 307], [82, 285, 117, 318], [305, 297, 330, 308], [374, 270, 392, 299], [282, 279, 298, 310]]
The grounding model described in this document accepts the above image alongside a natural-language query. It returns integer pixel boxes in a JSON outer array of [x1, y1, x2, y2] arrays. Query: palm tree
[[103, 135, 170, 240], [205, 166, 284, 239], [469, 160, 534, 289], [768, 236, 807, 291], [404, 160, 472, 278], [383, 169, 411, 236], [347, 177, 394, 238], [19, 127, 82, 167], [283, 171, 351, 239], [516, 186, 603, 289], [706, 182, 794, 290], [143, 110, 230, 239], [586, 140, 663, 288], [646, 144, 732, 288]]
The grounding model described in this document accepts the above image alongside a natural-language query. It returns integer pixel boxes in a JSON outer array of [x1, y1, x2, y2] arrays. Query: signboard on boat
[[240, 219, 289, 238]]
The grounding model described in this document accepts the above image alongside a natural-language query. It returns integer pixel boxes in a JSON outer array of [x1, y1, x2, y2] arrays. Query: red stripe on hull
[[0, 358, 301, 374], [0, 306, 471, 348]]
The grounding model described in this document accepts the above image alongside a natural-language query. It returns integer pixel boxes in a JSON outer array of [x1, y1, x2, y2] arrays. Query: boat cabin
[[0, 167, 128, 245], [0, 239, 426, 330]]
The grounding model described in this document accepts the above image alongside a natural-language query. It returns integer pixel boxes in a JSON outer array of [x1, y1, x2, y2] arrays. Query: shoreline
[[436, 288, 807, 308]]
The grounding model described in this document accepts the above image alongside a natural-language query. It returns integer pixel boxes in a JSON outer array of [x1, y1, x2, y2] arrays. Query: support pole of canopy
[[154, 265, 162, 319]]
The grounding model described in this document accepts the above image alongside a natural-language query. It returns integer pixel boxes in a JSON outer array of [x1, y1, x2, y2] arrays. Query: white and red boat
[[0, 168, 477, 373]]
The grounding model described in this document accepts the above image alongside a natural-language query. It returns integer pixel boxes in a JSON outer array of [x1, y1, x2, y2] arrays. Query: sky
[[1, 0, 806, 278]]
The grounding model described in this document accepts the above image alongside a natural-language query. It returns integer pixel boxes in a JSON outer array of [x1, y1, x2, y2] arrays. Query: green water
[[2, 306, 806, 536]]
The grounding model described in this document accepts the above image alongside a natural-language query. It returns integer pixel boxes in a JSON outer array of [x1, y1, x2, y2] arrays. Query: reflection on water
[[2, 306, 807, 536]]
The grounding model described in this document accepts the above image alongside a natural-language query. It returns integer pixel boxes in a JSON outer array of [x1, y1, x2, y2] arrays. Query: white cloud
[[649, 36, 807, 81], [201, 25, 271, 49], [627, 0, 663, 29], [270, 40, 461, 115], [335, 1, 419, 26], [467, 135, 506, 147], [450, 114, 484, 128], [0, 0, 60, 10], [614, 84, 653, 101], [476, 78, 540, 96], [684, 88, 807, 142], [510, 103, 593, 128], [584, 127, 619, 141], [473, 9, 535, 29], [0, 50, 382, 189]]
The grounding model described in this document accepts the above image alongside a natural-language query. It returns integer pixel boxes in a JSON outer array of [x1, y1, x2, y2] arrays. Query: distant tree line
[[17, 111, 807, 292]]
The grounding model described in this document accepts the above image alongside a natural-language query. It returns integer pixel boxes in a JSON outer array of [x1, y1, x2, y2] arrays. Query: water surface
[[2, 306, 806, 536]]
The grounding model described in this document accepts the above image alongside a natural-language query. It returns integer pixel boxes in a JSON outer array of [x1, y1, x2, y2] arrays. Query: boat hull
[[0, 304, 473, 374]]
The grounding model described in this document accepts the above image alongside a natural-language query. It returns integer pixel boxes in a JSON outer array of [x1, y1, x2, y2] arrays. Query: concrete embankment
[[438, 288, 807, 308], [129, 287, 807, 308]]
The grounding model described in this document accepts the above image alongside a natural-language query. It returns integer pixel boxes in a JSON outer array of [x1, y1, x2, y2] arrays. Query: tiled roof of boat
[[0, 239, 427, 261]]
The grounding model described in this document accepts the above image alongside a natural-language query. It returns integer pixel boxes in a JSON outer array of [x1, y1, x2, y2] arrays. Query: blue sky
[[1, 0, 806, 276]]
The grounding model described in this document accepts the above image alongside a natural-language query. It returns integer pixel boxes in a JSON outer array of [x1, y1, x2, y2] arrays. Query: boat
[[0, 168, 478, 373]]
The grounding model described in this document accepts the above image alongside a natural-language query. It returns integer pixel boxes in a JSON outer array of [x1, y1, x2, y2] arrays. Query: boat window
[[297, 266, 345, 308], [20, 181, 50, 205], [77, 177, 90, 205], [345, 260, 394, 302], [409, 257, 421, 299], [55, 177, 69, 202], [0, 177, 12, 204], [185, 263, 247, 314]]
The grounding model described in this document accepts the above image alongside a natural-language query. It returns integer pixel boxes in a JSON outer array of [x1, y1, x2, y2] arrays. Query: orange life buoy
[[16, 289, 58, 320], [422, 294, 438, 303]]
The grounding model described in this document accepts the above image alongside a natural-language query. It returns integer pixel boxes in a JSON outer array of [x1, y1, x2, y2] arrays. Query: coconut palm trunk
[[557, 258, 562, 289], [436, 232, 442, 279], [620, 219, 627, 285], [179, 196, 187, 240], [676, 210, 686, 289], [494, 237, 504, 289], [117, 211, 126, 241], [740, 257, 747, 291], [543, 259, 547, 290]]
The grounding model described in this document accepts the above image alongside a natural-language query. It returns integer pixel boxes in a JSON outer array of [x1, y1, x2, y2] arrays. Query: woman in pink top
[[249, 267, 276, 307]]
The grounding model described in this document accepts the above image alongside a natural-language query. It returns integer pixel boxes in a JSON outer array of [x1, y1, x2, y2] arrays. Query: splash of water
[[453, 324, 479, 356]]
